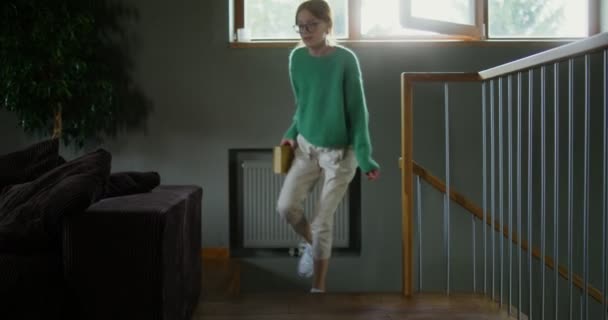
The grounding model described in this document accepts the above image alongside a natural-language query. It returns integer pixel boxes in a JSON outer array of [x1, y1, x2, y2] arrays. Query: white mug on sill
[[237, 28, 251, 42]]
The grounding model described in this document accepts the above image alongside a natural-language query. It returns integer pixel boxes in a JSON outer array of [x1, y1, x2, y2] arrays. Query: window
[[399, 0, 483, 38], [238, 0, 348, 40], [231, 0, 601, 42], [487, 0, 590, 38]]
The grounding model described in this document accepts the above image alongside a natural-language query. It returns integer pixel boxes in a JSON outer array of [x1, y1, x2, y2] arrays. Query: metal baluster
[[553, 62, 560, 320], [508, 75, 514, 315], [567, 59, 574, 320], [491, 79, 497, 302], [471, 81, 478, 294], [444, 83, 451, 295], [517, 72, 523, 320], [528, 69, 534, 320], [583, 54, 590, 320], [417, 176, 423, 291], [499, 77, 504, 308], [541, 65, 547, 320], [490, 80, 496, 301], [603, 49, 608, 320], [473, 174, 477, 293], [498, 78, 504, 308], [483, 81, 488, 297]]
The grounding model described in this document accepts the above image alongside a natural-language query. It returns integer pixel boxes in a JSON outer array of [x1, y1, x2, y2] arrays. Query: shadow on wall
[[94, 0, 154, 147], [0, 0, 153, 150]]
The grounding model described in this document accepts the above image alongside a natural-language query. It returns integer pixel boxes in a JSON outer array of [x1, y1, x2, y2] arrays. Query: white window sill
[[229, 38, 576, 49]]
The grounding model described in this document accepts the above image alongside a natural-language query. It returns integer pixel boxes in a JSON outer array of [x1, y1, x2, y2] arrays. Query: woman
[[277, 0, 380, 293]]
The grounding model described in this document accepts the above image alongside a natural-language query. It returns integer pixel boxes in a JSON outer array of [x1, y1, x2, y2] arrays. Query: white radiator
[[241, 160, 350, 248]]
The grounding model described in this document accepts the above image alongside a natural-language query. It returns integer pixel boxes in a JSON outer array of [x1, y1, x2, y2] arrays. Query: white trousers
[[277, 134, 358, 260]]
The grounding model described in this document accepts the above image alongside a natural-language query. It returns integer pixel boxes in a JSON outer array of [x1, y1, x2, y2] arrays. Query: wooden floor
[[197, 256, 515, 320], [193, 292, 515, 320]]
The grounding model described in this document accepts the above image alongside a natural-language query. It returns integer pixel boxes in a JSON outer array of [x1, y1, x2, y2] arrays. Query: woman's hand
[[366, 169, 380, 181], [281, 138, 297, 148]]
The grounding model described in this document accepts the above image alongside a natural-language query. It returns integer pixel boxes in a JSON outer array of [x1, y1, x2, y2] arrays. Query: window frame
[[231, 0, 363, 41], [399, 0, 484, 39], [231, 0, 602, 44]]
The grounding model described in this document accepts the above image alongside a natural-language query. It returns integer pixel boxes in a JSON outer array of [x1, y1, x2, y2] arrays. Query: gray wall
[[603, 0, 608, 32], [0, 0, 570, 292]]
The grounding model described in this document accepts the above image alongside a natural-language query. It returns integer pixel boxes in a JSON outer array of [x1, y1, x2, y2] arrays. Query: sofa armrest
[[63, 185, 202, 320]]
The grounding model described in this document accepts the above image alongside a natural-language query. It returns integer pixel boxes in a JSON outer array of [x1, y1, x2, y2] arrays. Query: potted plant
[[0, 0, 151, 148]]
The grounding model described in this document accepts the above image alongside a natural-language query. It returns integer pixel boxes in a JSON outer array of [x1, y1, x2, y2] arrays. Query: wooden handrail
[[401, 34, 608, 82], [401, 72, 481, 297], [401, 72, 481, 82], [479, 32, 608, 80], [413, 161, 606, 304], [401, 72, 480, 297], [401, 72, 414, 297]]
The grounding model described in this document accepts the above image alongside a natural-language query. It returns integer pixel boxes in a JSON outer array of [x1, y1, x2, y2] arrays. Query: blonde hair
[[295, 0, 337, 47]]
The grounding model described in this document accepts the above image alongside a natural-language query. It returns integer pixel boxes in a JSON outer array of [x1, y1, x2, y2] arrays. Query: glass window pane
[[361, 0, 440, 37], [244, 0, 348, 40], [411, 0, 476, 26], [488, 0, 589, 38]]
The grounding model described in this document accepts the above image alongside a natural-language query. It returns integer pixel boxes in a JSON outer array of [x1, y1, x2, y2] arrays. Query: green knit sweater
[[283, 45, 380, 173]]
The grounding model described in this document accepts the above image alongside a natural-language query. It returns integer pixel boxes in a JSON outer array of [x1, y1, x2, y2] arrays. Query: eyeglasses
[[293, 21, 320, 34]]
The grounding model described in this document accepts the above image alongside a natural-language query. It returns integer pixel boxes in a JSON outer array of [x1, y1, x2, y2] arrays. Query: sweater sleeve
[[344, 51, 379, 173], [284, 49, 299, 140]]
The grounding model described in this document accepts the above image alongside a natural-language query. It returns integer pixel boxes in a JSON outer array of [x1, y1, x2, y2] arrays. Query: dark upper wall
[[0, 0, 572, 292]]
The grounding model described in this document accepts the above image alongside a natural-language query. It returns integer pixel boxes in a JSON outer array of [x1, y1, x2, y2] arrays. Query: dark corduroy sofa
[[0, 140, 202, 320], [68, 185, 202, 320]]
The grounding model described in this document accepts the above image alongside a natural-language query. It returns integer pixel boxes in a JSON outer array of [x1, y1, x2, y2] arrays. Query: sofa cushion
[[103, 171, 160, 199], [0, 149, 111, 253], [0, 139, 64, 194]]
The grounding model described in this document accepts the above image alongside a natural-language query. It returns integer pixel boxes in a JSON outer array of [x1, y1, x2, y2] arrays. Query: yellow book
[[273, 145, 294, 174]]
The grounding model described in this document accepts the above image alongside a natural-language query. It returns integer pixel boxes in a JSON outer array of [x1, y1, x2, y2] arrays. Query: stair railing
[[401, 32, 608, 320]]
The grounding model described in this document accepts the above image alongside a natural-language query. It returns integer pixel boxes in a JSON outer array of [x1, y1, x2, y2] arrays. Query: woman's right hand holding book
[[281, 138, 297, 149]]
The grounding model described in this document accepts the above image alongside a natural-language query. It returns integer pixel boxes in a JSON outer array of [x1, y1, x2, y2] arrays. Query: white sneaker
[[297, 242, 313, 278]]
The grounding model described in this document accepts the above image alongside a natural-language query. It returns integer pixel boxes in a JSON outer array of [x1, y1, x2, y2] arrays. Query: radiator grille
[[241, 160, 350, 248]]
